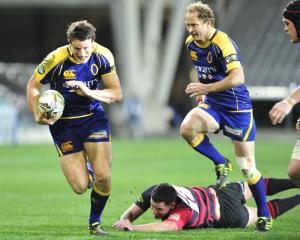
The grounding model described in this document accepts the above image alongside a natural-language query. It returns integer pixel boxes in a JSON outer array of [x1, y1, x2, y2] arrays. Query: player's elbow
[[229, 68, 245, 87], [113, 89, 123, 102]]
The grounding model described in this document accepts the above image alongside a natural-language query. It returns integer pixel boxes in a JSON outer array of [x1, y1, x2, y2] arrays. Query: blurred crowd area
[[1, 0, 300, 144]]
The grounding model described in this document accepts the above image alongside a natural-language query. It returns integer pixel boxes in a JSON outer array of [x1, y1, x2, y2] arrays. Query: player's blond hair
[[186, 1, 215, 27]]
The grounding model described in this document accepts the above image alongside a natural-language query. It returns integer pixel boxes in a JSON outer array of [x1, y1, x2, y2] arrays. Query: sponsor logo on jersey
[[195, 65, 216, 74], [190, 51, 198, 60], [63, 70, 77, 80], [225, 54, 239, 64], [61, 141, 74, 152], [224, 125, 243, 136], [88, 130, 108, 139], [169, 213, 180, 221]]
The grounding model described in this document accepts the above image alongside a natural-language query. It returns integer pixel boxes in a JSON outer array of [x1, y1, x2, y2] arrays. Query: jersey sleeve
[[135, 185, 157, 211], [212, 31, 242, 72], [34, 46, 69, 84], [165, 207, 192, 230], [93, 43, 117, 77]]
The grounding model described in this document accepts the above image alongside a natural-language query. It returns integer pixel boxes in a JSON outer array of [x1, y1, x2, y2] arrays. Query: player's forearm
[[206, 69, 244, 93], [284, 86, 300, 107], [90, 88, 123, 103], [130, 221, 178, 232], [119, 204, 145, 222], [120, 210, 138, 222], [26, 79, 41, 115]]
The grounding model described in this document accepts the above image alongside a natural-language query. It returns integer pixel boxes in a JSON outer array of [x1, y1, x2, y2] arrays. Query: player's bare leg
[[288, 142, 300, 187], [60, 151, 89, 194], [85, 141, 112, 235], [233, 141, 272, 231], [288, 159, 300, 187], [180, 108, 232, 187]]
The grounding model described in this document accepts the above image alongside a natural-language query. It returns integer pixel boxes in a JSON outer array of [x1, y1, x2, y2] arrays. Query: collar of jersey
[[194, 27, 217, 48]]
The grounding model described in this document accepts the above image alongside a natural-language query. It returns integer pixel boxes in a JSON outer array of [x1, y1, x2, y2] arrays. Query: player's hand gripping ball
[[38, 90, 65, 119]]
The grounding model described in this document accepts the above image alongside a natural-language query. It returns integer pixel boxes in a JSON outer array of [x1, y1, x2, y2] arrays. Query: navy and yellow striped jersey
[[185, 28, 252, 111], [34, 42, 116, 118]]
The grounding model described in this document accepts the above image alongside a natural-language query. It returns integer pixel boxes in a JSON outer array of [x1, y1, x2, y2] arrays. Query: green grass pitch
[[1, 134, 300, 239]]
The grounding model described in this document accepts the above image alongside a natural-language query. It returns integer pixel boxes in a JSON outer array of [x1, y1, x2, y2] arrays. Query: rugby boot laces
[[256, 216, 273, 232], [215, 158, 233, 188], [89, 222, 108, 235]]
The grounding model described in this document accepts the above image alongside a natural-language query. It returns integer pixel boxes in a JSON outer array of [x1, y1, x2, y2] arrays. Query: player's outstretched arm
[[114, 219, 178, 232], [269, 85, 300, 125], [120, 204, 146, 222]]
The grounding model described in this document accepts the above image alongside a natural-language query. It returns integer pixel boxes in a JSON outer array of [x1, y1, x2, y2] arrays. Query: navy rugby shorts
[[49, 112, 111, 156], [198, 103, 256, 141]]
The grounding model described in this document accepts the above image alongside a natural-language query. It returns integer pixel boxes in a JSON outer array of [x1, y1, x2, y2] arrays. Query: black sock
[[265, 178, 297, 196], [267, 195, 300, 219]]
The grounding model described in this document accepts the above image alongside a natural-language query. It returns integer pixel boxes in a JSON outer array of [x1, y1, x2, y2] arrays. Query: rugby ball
[[38, 90, 65, 118]]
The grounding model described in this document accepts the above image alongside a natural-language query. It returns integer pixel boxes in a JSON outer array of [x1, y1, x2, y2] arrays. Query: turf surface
[[1, 135, 300, 239]]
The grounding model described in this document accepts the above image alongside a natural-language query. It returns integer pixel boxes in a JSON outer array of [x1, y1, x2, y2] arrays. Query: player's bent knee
[[180, 122, 193, 139], [291, 140, 300, 161], [288, 170, 300, 187], [72, 184, 88, 194], [241, 168, 261, 184], [95, 175, 111, 193], [68, 177, 89, 194]]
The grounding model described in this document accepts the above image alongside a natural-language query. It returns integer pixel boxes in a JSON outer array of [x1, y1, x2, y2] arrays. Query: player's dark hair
[[283, 0, 300, 38], [66, 20, 96, 43], [151, 183, 177, 205]]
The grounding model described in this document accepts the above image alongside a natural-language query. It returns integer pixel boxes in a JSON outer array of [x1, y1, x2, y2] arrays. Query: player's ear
[[170, 202, 176, 210]]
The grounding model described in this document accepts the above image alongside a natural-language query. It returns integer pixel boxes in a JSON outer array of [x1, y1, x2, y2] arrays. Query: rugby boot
[[256, 216, 273, 232], [215, 158, 233, 188], [86, 160, 95, 189], [89, 222, 108, 235]]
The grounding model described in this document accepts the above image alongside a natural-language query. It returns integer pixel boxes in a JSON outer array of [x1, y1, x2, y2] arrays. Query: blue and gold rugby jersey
[[34, 42, 116, 118], [186, 28, 252, 111]]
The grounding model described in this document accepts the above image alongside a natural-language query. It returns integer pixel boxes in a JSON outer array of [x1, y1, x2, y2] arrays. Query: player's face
[[185, 12, 211, 44], [150, 200, 175, 220], [283, 17, 299, 43], [69, 39, 94, 63]]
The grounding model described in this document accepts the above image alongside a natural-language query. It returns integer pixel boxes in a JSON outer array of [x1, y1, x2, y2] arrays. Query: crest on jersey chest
[[206, 51, 213, 64], [90, 64, 99, 76]]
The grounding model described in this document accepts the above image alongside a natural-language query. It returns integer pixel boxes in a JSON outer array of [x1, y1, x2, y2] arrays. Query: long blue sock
[[249, 176, 270, 218], [89, 187, 110, 224], [192, 134, 226, 165]]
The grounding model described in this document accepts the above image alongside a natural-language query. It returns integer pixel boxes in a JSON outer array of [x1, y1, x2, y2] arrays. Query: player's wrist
[[283, 97, 297, 107]]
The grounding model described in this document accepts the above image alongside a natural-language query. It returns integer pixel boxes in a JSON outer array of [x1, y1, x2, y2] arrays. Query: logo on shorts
[[224, 125, 243, 137], [89, 130, 108, 139], [198, 103, 210, 109], [61, 141, 74, 152]]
